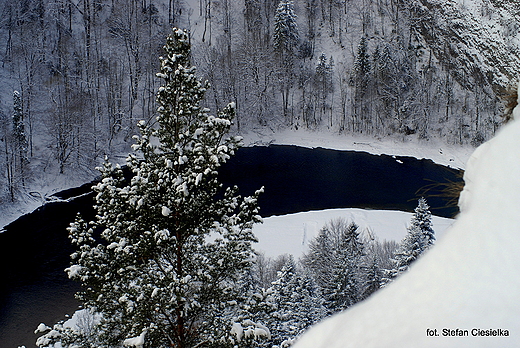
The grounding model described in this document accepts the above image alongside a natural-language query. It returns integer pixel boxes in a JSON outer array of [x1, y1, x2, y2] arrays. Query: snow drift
[[293, 95, 520, 347]]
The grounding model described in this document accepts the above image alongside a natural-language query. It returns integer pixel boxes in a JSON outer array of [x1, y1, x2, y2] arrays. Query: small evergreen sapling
[[62, 28, 263, 348]]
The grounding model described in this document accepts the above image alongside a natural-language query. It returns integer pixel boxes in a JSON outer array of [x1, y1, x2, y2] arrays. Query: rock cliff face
[[408, 0, 520, 98]]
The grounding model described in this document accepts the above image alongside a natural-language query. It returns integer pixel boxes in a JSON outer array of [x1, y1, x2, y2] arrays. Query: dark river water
[[0, 145, 462, 347]]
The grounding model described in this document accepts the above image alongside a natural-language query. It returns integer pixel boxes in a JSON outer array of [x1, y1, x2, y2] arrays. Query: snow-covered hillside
[[293, 88, 520, 348], [2, 0, 516, 213]]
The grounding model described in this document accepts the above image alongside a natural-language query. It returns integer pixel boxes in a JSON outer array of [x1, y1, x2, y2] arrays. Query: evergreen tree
[[231, 281, 275, 348], [382, 198, 435, 285], [381, 227, 421, 284], [273, 0, 300, 123], [360, 253, 382, 300], [328, 222, 364, 311], [269, 257, 326, 347], [230, 261, 275, 348], [62, 28, 263, 348], [352, 36, 372, 132], [315, 53, 328, 76], [315, 53, 334, 125], [411, 197, 435, 250], [373, 43, 396, 110], [12, 90, 28, 183], [353, 37, 371, 94], [303, 219, 365, 313], [273, 0, 299, 54], [302, 227, 335, 302]]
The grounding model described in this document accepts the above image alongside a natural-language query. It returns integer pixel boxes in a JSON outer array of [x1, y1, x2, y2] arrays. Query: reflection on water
[[0, 195, 94, 347], [0, 281, 81, 347]]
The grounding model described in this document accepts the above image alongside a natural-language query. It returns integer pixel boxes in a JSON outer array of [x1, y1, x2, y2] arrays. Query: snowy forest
[[36, 209, 434, 347], [1, 0, 520, 203]]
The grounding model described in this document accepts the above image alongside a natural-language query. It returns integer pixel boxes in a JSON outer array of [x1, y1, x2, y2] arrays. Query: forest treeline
[[1, 0, 519, 202]]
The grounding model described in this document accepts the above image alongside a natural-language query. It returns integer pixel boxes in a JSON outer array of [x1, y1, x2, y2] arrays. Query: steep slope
[[408, 0, 520, 97], [293, 87, 520, 347], [2, 0, 520, 203]]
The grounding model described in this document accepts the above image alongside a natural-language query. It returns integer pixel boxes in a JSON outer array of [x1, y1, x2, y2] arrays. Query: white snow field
[[252, 208, 454, 258], [293, 96, 520, 347]]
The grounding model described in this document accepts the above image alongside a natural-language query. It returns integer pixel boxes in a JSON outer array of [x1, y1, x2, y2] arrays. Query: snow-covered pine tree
[[273, 0, 299, 54], [303, 219, 366, 313], [229, 270, 276, 348], [315, 53, 328, 76], [353, 37, 371, 94], [296, 272, 327, 330], [314, 53, 334, 125], [63, 28, 263, 348], [373, 43, 395, 106], [12, 90, 28, 183], [360, 253, 382, 300], [269, 257, 326, 347], [273, 0, 300, 123], [381, 228, 421, 284], [352, 36, 372, 132], [411, 197, 435, 250], [381, 198, 435, 285], [328, 221, 365, 312], [301, 227, 335, 303]]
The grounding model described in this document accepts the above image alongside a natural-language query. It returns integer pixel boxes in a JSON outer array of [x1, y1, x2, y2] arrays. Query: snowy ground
[[252, 208, 454, 258], [242, 128, 474, 170], [0, 166, 97, 232]]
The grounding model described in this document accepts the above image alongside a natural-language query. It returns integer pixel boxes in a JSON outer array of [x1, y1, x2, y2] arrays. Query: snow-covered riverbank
[[245, 129, 465, 258], [242, 128, 473, 170], [293, 92, 520, 348], [1, 129, 470, 230], [2, 129, 468, 347]]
